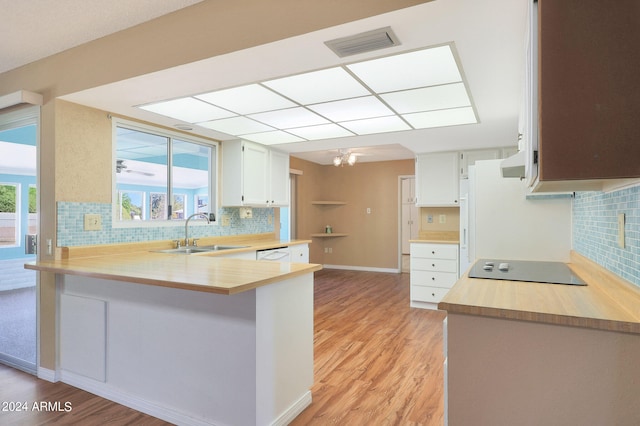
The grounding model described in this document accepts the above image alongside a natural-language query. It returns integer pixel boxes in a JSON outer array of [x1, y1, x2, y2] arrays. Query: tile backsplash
[[57, 202, 274, 246], [573, 185, 640, 287]]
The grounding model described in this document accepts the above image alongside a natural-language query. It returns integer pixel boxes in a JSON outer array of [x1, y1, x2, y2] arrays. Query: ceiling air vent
[[325, 27, 400, 58]]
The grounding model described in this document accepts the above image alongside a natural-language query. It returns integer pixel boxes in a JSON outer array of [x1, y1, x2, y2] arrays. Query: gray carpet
[[0, 257, 37, 367]]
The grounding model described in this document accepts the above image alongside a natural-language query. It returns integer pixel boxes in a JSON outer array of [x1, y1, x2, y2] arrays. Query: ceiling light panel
[[248, 107, 329, 129], [347, 45, 462, 93], [240, 130, 305, 145], [194, 84, 296, 115], [199, 116, 274, 135], [340, 115, 411, 135], [263, 67, 370, 104], [308, 96, 394, 122], [139, 97, 236, 123], [380, 82, 471, 114], [287, 123, 355, 140], [402, 106, 477, 129]]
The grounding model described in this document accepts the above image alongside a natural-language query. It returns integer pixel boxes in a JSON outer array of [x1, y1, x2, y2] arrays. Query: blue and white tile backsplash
[[573, 185, 640, 287], [57, 202, 274, 246]]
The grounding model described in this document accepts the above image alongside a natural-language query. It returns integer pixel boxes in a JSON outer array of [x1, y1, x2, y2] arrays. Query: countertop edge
[[438, 251, 640, 335], [25, 259, 323, 295]]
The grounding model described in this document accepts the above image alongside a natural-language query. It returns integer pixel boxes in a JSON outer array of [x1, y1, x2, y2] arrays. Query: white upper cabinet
[[415, 152, 459, 207], [268, 148, 290, 207], [222, 140, 289, 207]]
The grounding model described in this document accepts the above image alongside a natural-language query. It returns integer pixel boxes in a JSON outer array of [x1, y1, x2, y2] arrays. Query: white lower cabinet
[[290, 244, 309, 263], [410, 242, 459, 309]]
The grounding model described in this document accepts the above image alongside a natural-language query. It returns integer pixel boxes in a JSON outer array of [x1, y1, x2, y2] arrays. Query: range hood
[[501, 150, 526, 178]]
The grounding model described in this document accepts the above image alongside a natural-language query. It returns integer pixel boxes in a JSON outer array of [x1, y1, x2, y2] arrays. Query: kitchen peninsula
[[25, 239, 320, 426]]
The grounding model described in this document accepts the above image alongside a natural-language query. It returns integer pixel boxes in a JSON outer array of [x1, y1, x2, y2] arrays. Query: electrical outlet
[[427, 215, 433, 223], [221, 214, 231, 227], [618, 213, 625, 248], [239, 207, 253, 219], [84, 214, 102, 231]]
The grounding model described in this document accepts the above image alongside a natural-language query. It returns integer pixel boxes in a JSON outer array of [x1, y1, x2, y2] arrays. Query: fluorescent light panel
[[263, 67, 369, 104], [140, 97, 235, 123], [136, 43, 477, 144], [195, 84, 295, 114]]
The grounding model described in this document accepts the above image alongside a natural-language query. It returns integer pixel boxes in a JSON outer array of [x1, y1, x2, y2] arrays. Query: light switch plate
[[84, 214, 102, 231], [239, 207, 253, 219], [221, 214, 230, 227], [617, 213, 625, 248]]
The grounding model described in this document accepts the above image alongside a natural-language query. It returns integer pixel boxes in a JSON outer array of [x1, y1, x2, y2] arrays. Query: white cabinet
[[415, 152, 459, 207], [290, 244, 309, 263], [410, 242, 459, 310], [401, 177, 419, 254], [269, 149, 290, 207], [222, 139, 289, 207]]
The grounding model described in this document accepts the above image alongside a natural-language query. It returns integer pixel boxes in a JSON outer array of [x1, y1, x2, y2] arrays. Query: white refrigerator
[[460, 159, 573, 274]]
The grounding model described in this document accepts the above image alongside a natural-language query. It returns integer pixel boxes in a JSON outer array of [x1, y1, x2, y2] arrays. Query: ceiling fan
[[331, 149, 370, 166], [116, 159, 155, 176]]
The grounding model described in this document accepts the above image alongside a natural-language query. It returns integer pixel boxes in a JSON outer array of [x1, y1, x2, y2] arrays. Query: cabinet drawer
[[411, 286, 451, 304], [411, 243, 458, 260], [410, 270, 458, 289], [412, 258, 458, 273]]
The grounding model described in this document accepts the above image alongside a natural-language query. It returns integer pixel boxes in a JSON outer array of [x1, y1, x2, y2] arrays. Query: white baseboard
[[37, 367, 59, 382], [60, 370, 214, 426], [60, 370, 311, 426], [323, 264, 400, 274], [271, 391, 312, 426]]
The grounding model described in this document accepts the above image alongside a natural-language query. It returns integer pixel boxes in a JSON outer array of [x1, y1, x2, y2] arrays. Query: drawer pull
[[432, 263, 436, 267], [432, 251, 435, 254], [432, 277, 435, 281]]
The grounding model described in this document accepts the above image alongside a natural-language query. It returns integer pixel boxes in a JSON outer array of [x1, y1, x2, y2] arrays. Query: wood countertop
[[438, 251, 640, 334], [25, 235, 321, 295], [410, 230, 460, 245]]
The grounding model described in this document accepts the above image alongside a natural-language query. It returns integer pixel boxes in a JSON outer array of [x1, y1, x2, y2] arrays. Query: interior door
[[0, 106, 39, 374]]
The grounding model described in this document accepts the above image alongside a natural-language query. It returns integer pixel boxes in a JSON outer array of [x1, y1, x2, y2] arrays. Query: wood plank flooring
[[0, 269, 445, 425], [291, 269, 445, 425]]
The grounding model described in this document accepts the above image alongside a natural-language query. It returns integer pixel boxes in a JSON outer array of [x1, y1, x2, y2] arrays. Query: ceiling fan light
[[333, 156, 342, 167], [347, 153, 357, 165]]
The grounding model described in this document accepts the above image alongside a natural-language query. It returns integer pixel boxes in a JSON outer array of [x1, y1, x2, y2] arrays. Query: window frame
[[112, 118, 218, 228]]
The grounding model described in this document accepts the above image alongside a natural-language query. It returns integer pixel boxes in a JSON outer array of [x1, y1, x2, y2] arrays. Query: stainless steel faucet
[[185, 213, 210, 246]]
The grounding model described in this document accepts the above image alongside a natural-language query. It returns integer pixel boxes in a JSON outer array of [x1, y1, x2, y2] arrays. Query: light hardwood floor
[[0, 269, 445, 425]]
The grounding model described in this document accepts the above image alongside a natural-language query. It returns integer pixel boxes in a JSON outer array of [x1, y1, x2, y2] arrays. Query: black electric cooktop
[[468, 259, 587, 286]]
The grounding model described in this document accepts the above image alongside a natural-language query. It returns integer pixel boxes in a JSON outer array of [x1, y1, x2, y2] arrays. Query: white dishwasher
[[256, 246, 290, 262]]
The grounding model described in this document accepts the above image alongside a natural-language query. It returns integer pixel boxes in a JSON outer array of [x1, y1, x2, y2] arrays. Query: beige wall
[[291, 157, 414, 270]]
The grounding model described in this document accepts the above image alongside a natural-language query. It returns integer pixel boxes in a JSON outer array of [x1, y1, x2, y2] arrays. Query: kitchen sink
[[152, 245, 249, 255]]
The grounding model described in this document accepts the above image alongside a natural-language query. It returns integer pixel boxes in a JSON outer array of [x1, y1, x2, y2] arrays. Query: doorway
[[0, 106, 39, 374]]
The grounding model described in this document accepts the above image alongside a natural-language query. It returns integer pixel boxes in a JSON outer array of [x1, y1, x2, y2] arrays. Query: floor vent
[[324, 27, 400, 58]]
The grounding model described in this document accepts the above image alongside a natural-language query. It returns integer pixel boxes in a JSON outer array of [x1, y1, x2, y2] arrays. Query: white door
[[401, 177, 419, 254], [0, 106, 39, 374]]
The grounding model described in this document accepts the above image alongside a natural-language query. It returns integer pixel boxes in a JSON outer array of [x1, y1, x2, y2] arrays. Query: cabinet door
[[538, 0, 640, 181], [269, 149, 290, 206], [416, 152, 459, 207], [242, 141, 269, 206], [290, 244, 309, 263]]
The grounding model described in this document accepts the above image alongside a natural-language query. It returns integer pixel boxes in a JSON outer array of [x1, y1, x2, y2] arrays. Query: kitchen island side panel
[[446, 313, 640, 426], [60, 273, 314, 425]]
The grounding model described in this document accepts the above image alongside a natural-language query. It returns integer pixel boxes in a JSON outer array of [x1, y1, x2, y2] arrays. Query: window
[[0, 183, 18, 246], [113, 119, 217, 226]]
